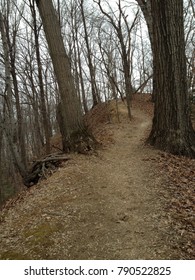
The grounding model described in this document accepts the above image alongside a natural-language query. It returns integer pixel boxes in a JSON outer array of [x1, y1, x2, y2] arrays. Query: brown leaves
[[159, 152, 195, 259], [133, 93, 154, 117], [84, 103, 114, 146]]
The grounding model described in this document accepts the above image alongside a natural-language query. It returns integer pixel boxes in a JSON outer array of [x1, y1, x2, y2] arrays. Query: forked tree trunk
[[35, 0, 96, 153], [147, 0, 195, 157]]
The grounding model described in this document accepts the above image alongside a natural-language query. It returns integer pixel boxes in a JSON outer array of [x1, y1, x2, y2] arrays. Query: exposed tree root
[[23, 153, 70, 187]]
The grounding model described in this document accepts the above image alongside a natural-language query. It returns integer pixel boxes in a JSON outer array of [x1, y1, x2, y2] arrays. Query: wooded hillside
[[0, 0, 194, 260]]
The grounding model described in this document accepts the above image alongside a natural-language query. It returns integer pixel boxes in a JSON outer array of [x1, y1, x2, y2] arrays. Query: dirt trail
[[0, 104, 179, 259]]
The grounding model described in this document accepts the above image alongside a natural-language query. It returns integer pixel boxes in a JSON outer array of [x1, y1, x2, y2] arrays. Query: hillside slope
[[0, 100, 186, 259]]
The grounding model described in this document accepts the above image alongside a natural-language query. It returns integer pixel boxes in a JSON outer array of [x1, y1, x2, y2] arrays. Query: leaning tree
[[35, 0, 96, 153]]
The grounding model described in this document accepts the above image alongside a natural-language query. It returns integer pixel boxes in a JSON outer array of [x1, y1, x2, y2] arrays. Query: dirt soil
[[0, 101, 183, 259]]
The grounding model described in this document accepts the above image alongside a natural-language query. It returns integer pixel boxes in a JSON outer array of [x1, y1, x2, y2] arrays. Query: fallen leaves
[[132, 94, 154, 117], [159, 152, 195, 259], [84, 102, 114, 146], [1, 97, 194, 260]]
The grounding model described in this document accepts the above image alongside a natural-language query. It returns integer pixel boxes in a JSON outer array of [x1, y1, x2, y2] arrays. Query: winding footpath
[[0, 104, 179, 259]]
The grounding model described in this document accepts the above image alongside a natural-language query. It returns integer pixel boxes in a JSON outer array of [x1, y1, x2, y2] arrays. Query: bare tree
[[80, 0, 100, 107], [35, 0, 96, 152], [94, 0, 139, 119], [63, 0, 89, 113], [29, 0, 51, 153], [135, 0, 157, 101], [0, 11, 28, 177]]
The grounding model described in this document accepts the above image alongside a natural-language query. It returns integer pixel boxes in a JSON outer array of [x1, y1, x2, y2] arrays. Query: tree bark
[[30, 0, 51, 154], [35, 0, 96, 153], [147, 0, 195, 157]]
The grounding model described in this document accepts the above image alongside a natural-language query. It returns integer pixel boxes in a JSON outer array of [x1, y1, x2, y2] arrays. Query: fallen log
[[23, 153, 70, 187]]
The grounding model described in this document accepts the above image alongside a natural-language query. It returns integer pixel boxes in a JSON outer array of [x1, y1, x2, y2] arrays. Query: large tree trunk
[[147, 0, 195, 157], [35, 0, 96, 153]]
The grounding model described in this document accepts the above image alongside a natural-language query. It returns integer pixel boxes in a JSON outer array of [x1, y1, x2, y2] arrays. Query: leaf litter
[[0, 95, 194, 260]]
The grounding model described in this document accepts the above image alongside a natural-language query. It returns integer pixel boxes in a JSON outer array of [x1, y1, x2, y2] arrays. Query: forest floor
[[0, 96, 194, 260]]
